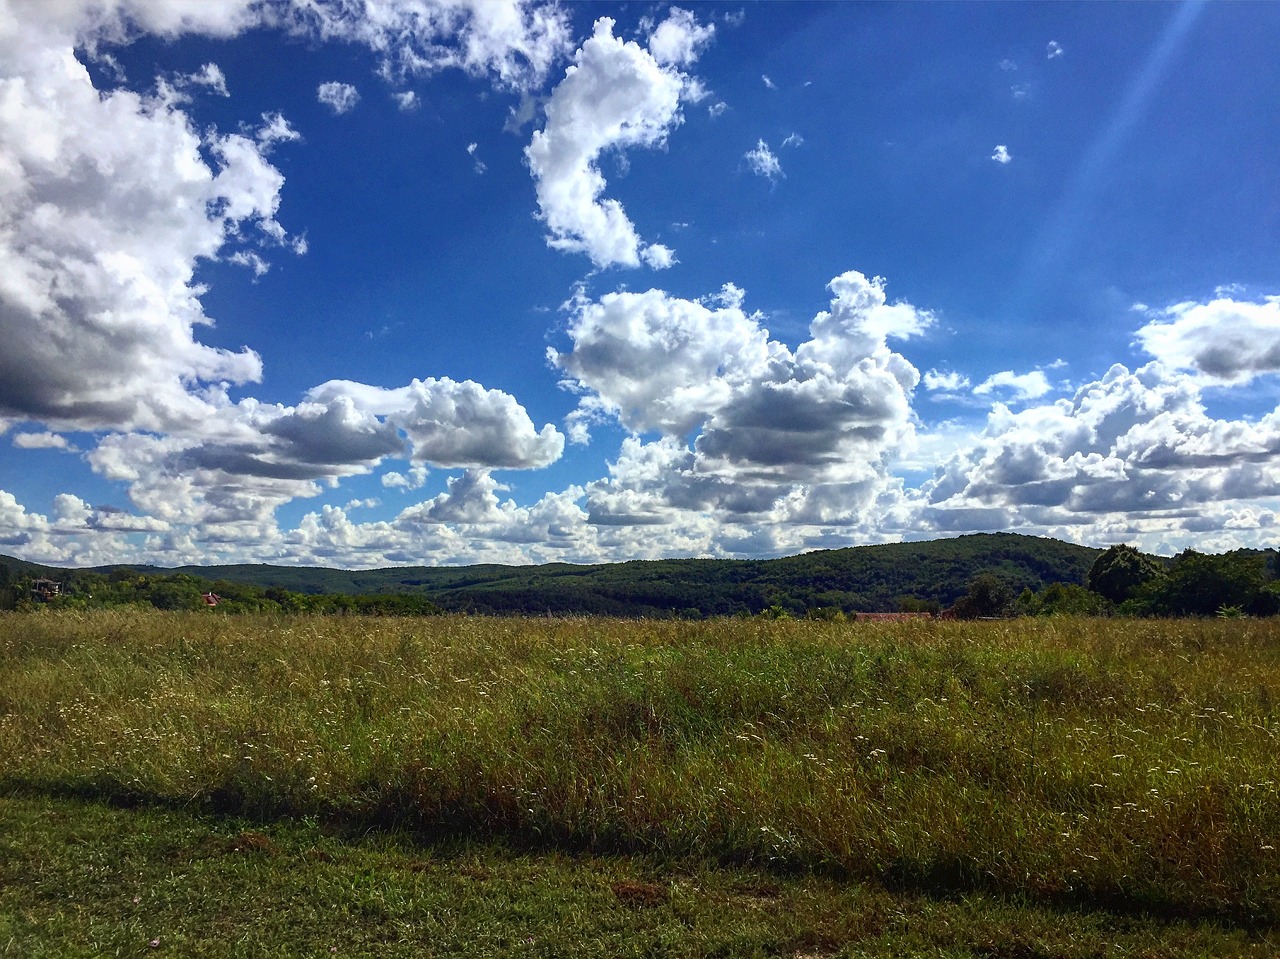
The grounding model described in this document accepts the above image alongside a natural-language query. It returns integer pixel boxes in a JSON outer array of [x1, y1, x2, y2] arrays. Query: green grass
[[2, 611, 1279, 954], [2, 793, 1274, 957]]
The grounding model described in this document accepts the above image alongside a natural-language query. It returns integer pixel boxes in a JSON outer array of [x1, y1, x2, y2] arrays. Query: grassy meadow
[[2, 610, 1279, 956]]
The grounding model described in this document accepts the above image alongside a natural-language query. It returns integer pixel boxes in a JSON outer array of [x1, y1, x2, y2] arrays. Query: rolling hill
[[2, 533, 1102, 616]]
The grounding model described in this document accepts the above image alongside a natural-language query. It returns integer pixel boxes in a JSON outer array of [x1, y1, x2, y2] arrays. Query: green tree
[[1017, 582, 1113, 617], [950, 573, 1015, 619], [1145, 549, 1269, 617], [1087, 545, 1163, 605]]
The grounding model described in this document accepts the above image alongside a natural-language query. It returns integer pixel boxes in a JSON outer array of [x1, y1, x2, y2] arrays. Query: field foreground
[[2, 611, 1279, 954]]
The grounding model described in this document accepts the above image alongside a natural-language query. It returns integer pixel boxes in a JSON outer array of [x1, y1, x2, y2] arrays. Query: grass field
[[2, 611, 1278, 956]]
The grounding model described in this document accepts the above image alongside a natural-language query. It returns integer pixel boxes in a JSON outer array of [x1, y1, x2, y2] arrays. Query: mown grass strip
[[2, 793, 1276, 958]]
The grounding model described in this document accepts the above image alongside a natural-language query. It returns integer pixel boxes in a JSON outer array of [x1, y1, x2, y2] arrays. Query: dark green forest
[[2, 533, 1277, 619]]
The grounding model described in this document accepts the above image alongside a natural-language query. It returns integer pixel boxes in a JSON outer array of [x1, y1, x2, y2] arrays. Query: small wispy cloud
[[781, 132, 804, 148], [1047, 40, 1064, 59], [745, 139, 783, 179], [317, 81, 360, 115], [991, 144, 1011, 164], [762, 74, 776, 90]]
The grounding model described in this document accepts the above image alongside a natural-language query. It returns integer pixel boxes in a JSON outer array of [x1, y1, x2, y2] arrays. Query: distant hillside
[[1, 533, 1102, 617]]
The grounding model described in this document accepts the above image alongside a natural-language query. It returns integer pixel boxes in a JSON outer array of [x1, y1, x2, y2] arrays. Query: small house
[[30, 578, 62, 602]]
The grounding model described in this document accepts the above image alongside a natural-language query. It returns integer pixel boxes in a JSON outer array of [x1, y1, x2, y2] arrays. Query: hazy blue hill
[[2, 532, 1102, 616]]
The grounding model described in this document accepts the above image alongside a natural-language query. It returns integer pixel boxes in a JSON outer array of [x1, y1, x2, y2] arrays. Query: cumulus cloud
[[646, 6, 715, 67], [991, 144, 1011, 164], [0, 0, 572, 555], [974, 370, 1053, 401], [525, 12, 710, 269], [307, 378, 564, 470], [552, 271, 931, 534], [1135, 294, 1280, 384], [745, 139, 783, 179], [1047, 40, 1064, 59], [0, 8, 299, 435], [317, 80, 360, 113], [382, 464, 429, 490], [393, 90, 419, 110], [923, 370, 971, 392], [12, 431, 78, 451], [922, 358, 1280, 551]]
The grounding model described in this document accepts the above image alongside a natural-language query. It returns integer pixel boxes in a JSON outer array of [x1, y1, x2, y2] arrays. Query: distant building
[[202, 592, 221, 607], [30, 578, 62, 602], [853, 612, 933, 622]]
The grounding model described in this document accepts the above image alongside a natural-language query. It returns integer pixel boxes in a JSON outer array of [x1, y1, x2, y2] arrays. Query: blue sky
[[2, 0, 1279, 568]]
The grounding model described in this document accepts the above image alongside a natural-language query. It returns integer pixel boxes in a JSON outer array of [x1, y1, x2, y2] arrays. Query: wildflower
[[149, 939, 160, 948]]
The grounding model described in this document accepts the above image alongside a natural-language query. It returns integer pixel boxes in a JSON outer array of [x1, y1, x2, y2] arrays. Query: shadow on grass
[[3, 773, 1273, 934]]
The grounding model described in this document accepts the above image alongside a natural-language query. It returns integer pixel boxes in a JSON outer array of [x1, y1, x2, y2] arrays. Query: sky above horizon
[[2, 0, 1279, 569]]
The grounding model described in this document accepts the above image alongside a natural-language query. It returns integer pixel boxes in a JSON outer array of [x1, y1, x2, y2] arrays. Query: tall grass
[[2, 611, 1277, 923]]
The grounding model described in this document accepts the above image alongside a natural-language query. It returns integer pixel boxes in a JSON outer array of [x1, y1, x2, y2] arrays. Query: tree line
[[2, 539, 1277, 619]]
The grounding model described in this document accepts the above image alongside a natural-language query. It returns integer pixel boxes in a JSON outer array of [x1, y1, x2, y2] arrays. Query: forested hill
[[7, 532, 1102, 616]]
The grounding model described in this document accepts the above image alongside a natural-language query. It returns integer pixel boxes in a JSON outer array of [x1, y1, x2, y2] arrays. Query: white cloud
[[782, 132, 803, 148], [525, 13, 709, 270], [761, 74, 776, 90], [256, 111, 301, 148], [646, 6, 715, 67], [999, 58, 1017, 72], [317, 80, 360, 114], [921, 358, 1280, 552], [393, 90, 419, 110], [708, 100, 728, 118], [1047, 40, 1064, 59], [551, 271, 929, 536], [745, 139, 783, 179], [0, 11, 304, 435], [1011, 83, 1030, 99], [307, 378, 564, 470], [1135, 295, 1280, 384], [188, 62, 229, 96], [284, 0, 574, 93], [923, 370, 971, 392], [991, 144, 1011, 164], [382, 464, 429, 490], [974, 370, 1052, 401], [12, 431, 78, 451]]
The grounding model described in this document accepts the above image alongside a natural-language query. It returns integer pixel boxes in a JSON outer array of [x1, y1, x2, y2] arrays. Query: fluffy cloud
[[922, 360, 1280, 550], [974, 370, 1052, 401], [0, 8, 293, 434], [11, 431, 77, 451], [1135, 295, 1280, 384], [553, 271, 931, 534], [646, 6, 715, 67], [287, 0, 573, 93], [0, 0, 567, 558], [307, 378, 564, 470], [991, 144, 1011, 164], [525, 11, 711, 269], [923, 370, 971, 392], [317, 80, 360, 113]]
